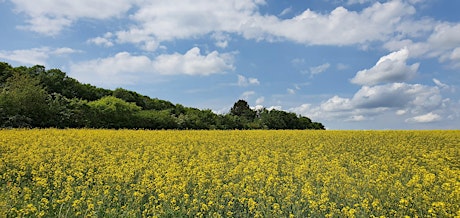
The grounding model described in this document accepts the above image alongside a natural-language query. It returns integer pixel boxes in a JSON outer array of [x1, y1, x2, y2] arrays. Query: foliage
[[1, 129, 459, 217], [230, 99, 256, 122], [87, 96, 141, 129], [0, 62, 324, 130], [0, 72, 50, 127], [133, 110, 177, 129]]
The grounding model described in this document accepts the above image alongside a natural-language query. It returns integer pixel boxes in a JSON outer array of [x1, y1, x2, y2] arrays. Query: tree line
[[0, 62, 325, 130]]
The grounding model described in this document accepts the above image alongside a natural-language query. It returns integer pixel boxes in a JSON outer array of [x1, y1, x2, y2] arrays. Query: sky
[[0, 0, 459, 129]]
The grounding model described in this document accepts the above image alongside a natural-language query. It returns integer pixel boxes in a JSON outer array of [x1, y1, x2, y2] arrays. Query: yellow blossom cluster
[[0, 129, 459, 217]]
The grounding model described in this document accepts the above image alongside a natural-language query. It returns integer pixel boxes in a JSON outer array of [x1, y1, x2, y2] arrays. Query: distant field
[[1, 129, 459, 217]]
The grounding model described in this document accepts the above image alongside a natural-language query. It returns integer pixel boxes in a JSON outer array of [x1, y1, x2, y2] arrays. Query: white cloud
[[432, 78, 449, 89], [87, 33, 114, 47], [352, 83, 441, 111], [321, 95, 353, 112], [0, 47, 79, 65], [237, 74, 260, 86], [345, 115, 367, 122], [17, 16, 72, 36], [255, 97, 265, 105], [278, 7, 292, 17], [287, 88, 295, 95], [351, 48, 419, 85], [444, 47, 460, 68], [11, 0, 431, 51], [19, 0, 420, 50], [258, 1, 416, 45], [70, 47, 235, 87], [396, 109, 407, 115], [252, 105, 264, 111], [248, 78, 260, 85], [384, 22, 460, 68], [267, 105, 282, 111], [115, 0, 264, 46], [153, 47, 234, 75], [0, 48, 47, 65], [11, 0, 137, 35], [240, 91, 256, 100], [212, 32, 231, 48], [346, 0, 373, 5], [336, 63, 349, 70], [405, 112, 441, 123], [291, 82, 443, 124], [428, 23, 460, 50], [450, 47, 460, 60], [309, 63, 330, 76], [53, 47, 80, 55], [69, 52, 153, 87]]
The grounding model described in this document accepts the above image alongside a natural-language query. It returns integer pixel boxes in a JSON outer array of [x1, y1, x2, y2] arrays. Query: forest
[[0, 62, 324, 130]]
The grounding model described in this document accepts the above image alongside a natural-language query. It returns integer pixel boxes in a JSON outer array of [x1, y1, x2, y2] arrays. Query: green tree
[[0, 72, 50, 127], [37, 68, 83, 99], [230, 100, 256, 122], [87, 96, 141, 128], [0, 62, 14, 85], [260, 109, 287, 129], [133, 110, 177, 129]]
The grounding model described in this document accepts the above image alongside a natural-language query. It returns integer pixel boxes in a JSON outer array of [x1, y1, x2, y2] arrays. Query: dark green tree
[[37, 68, 82, 99], [0, 62, 14, 85], [0, 72, 50, 127], [230, 100, 256, 122]]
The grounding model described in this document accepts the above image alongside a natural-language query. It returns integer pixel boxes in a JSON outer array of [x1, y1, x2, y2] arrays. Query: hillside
[[0, 62, 324, 129]]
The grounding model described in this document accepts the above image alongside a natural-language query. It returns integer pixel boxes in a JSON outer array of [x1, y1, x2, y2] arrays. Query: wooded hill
[[0, 62, 325, 130]]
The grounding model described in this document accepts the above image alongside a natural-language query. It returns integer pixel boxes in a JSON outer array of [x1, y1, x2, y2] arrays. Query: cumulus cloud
[[237, 74, 260, 86], [212, 32, 231, 48], [291, 82, 443, 125], [87, 33, 115, 47], [443, 47, 460, 69], [352, 83, 442, 111], [258, 0, 417, 45], [114, 0, 264, 46], [405, 112, 441, 123], [11, 0, 136, 35], [255, 97, 265, 105], [0, 47, 79, 65], [69, 52, 153, 87], [432, 78, 450, 90], [320, 95, 353, 112], [11, 0, 426, 51], [70, 47, 235, 87], [384, 22, 460, 68], [351, 48, 419, 85], [153, 47, 234, 75], [428, 23, 460, 50], [240, 91, 256, 100], [8, 0, 440, 71], [289, 40, 457, 128]]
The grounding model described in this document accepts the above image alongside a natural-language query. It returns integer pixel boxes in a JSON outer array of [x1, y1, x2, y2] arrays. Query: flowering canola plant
[[0, 129, 459, 217]]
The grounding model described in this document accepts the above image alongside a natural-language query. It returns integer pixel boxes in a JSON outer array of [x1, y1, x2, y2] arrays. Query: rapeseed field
[[0, 129, 459, 217]]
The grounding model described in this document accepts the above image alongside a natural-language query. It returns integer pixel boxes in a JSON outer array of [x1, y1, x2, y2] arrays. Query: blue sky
[[1, 0, 459, 129]]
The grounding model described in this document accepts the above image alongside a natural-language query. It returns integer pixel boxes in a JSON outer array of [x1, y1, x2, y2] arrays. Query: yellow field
[[0, 129, 459, 217]]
